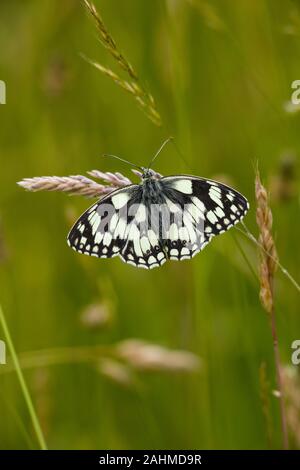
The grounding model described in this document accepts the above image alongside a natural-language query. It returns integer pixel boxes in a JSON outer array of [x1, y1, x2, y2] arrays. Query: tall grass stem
[[255, 171, 289, 450], [0, 304, 47, 450]]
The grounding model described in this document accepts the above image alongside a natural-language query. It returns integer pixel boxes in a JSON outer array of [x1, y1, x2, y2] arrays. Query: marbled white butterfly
[[67, 146, 249, 269]]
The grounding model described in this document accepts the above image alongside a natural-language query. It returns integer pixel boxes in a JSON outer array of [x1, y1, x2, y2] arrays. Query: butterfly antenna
[[147, 136, 174, 169], [102, 154, 143, 171]]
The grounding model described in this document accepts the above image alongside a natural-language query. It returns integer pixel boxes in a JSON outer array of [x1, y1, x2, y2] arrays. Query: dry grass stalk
[[281, 365, 300, 449], [88, 169, 132, 186], [17, 171, 134, 198], [82, 0, 162, 126], [98, 359, 135, 388], [1, 341, 201, 381], [17, 175, 108, 197], [83, 0, 137, 79], [255, 170, 289, 449], [256, 171, 278, 314], [259, 362, 273, 448], [116, 339, 201, 373], [18, 169, 164, 199], [80, 301, 113, 329]]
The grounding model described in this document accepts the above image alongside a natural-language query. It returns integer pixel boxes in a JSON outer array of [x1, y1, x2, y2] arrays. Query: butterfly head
[[141, 168, 156, 180]]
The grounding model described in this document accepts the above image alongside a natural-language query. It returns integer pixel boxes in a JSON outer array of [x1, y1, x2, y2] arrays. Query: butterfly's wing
[[159, 175, 249, 261], [68, 174, 249, 268], [67, 185, 138, 259], [119, 203, 167, 269], [67, 184, 167, 269]]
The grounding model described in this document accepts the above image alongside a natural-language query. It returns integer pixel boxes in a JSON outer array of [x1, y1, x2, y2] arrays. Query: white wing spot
[[111, 192, 130, 209], [87, 205, 97, 214], [179, 226, 189, 241], [209, 191, 224, 208], [186, 203, 205, 222], [172, 179, 193, 194], [207, 210, 218, 224], [192, 197, 206, 213], [141, 236, 151, 253], [149, 263, 159, 270], [114, 219, 126, 239], [169, 223, 179, 240], [165, 198, 181, 213], [103, 232, 112, 246], [148, 230, 158, 246], [109, 213, 118, 232], [135, 204, 146, 222], [95, 232, 102, 244], [215, 207, 225, 218], [139, 263, 149, 270], [92, 214, 101, 235], [133, 237, 143, 257]]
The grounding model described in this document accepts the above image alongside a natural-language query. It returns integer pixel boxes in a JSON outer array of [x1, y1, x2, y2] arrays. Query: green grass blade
[[0, 304, 47, 450]]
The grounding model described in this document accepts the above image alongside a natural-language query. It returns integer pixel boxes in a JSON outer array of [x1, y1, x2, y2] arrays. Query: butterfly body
[[67, 171, 249, 269], [141, 177, 163, 203]]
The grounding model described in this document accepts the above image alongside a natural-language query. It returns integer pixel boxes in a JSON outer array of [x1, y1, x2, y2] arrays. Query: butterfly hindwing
[[119, 216, 167, 269]]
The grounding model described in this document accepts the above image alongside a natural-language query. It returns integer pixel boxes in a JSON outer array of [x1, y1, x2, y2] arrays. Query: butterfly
[[67, 152, 249, 270]]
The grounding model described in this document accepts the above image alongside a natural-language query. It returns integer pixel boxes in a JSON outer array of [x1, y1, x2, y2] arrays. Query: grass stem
[[0, 304, 47, 450], [255, 171, 289, 449], [269, 299, 289, 449]]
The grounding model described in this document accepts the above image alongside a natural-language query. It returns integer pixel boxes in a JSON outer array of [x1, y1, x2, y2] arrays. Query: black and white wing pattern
[[67, 173, 249, 269], [119, 215, 167, 269], [67, 185, 167, 269], [68, 185, 137, 260], [158, 175, 249, 261]]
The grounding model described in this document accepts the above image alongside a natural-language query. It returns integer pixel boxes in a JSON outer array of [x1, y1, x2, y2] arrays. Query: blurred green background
[[0, 0, 300, 450]]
